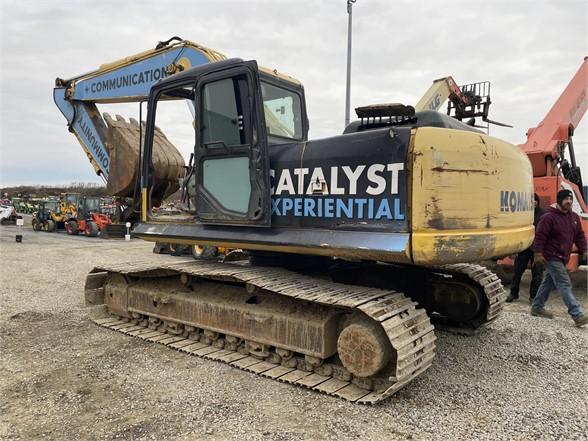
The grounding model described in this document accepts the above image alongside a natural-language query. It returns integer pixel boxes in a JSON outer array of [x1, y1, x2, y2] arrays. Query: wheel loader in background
[[32, 200, 62, 232], [56, 40, 534, 403], [31, 194, 82, 233], [65, 196, 112, 237]]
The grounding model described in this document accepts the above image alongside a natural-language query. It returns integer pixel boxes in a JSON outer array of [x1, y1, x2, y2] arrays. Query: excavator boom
[[53, 38, 226, 193]]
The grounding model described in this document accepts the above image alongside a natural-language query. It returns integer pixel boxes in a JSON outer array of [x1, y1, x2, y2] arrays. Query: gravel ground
[[1, 221, 587, 441]]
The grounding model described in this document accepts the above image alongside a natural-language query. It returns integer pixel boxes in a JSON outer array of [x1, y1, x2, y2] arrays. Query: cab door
[[194, 61, 271, 226]]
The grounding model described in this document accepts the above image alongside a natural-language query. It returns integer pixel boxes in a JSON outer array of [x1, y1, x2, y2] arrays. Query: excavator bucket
[[103, 113, 185, 205]]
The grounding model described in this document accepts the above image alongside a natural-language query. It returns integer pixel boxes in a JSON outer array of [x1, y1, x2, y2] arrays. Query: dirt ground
[[0, 220, 586, 441]]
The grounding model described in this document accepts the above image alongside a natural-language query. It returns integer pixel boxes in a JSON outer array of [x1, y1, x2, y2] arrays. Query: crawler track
[[86, 260, 437, 404], [329, 261, 507, 332], [435, 263, 507, 329]]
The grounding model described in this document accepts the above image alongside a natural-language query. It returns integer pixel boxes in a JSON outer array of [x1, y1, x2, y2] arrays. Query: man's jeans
[[531, 260, 583, 318]]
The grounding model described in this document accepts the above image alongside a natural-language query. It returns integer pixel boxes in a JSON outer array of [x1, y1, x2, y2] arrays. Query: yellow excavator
[[55, 39, 534, 404]]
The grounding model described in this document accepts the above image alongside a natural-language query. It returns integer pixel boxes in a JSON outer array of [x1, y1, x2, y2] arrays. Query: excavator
[[55, 39, 534, 403]]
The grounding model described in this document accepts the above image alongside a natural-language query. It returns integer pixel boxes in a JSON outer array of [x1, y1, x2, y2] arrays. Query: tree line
[[0, 183, 107, 199]]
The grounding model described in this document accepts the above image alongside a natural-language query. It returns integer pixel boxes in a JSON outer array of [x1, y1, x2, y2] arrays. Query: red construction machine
[[65, 196, 112, 237], [519, 57, 588, 270]]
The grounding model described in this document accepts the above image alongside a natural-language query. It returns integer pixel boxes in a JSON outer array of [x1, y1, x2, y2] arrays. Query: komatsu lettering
[[500, 190, 533, 213]]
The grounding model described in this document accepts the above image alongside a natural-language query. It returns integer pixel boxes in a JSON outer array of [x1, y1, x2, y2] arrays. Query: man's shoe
[[506, 294, 518, 303], [573, 314, 588, 327], [531, 308, 554, 319]]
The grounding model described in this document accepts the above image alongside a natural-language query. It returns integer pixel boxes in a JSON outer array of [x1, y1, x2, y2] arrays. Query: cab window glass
[[200, 78, 242, 146], [261, 82, 302, 140], [66, 194, 78, 205], [86, 198, 99, 211]]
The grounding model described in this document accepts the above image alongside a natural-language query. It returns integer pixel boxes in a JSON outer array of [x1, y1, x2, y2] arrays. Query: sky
[[0, 0, 586, 187]]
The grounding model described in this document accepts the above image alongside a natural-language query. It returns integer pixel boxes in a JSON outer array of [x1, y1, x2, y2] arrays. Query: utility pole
[[345, 0, 357, 128]]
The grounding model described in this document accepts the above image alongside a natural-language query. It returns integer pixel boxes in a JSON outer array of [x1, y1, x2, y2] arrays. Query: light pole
[[345, 0, 357, 128]]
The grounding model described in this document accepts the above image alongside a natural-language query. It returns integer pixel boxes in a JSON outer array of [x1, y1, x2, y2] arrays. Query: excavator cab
[[142, 58, 306, 226]]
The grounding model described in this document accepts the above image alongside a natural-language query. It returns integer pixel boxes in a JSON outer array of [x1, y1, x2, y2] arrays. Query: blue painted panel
[[53, 88, 74, 124], [70, 103, 110, 177], [73, 48, 211, 101], [54, 87, 110, 176]]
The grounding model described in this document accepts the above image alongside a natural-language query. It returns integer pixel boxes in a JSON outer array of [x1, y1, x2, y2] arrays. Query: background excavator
[[56, 39, 534, 404]]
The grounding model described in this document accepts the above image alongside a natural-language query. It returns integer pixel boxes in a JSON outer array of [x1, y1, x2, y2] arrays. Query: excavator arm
[[53, 38, 225, 184]]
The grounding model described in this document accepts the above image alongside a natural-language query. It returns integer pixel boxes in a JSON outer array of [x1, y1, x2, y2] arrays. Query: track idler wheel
[[337, 318, 392, 378]]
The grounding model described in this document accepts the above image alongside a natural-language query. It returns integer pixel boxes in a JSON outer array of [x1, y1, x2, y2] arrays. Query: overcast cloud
[[0, 0, 586, 186]]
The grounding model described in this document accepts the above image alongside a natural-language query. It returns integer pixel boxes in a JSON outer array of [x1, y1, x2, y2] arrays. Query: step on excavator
[[55, 39, 534, 403]]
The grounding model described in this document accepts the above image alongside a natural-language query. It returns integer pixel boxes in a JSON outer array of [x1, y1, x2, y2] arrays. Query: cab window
[[200, 77, 246, 147], [261, 82, 302, 141], [86, 198, 99, 211]]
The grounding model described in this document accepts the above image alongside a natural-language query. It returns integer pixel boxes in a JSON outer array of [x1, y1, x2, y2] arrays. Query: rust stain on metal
[[431, 166, 489, 175], [433, 235, 496, 261]]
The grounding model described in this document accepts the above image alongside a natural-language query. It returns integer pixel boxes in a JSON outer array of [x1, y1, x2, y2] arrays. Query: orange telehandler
[[519, 57, 587, 270]]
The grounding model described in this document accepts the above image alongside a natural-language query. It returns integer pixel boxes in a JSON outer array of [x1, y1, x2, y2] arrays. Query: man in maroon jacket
[[531, 189, 587, 327]]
